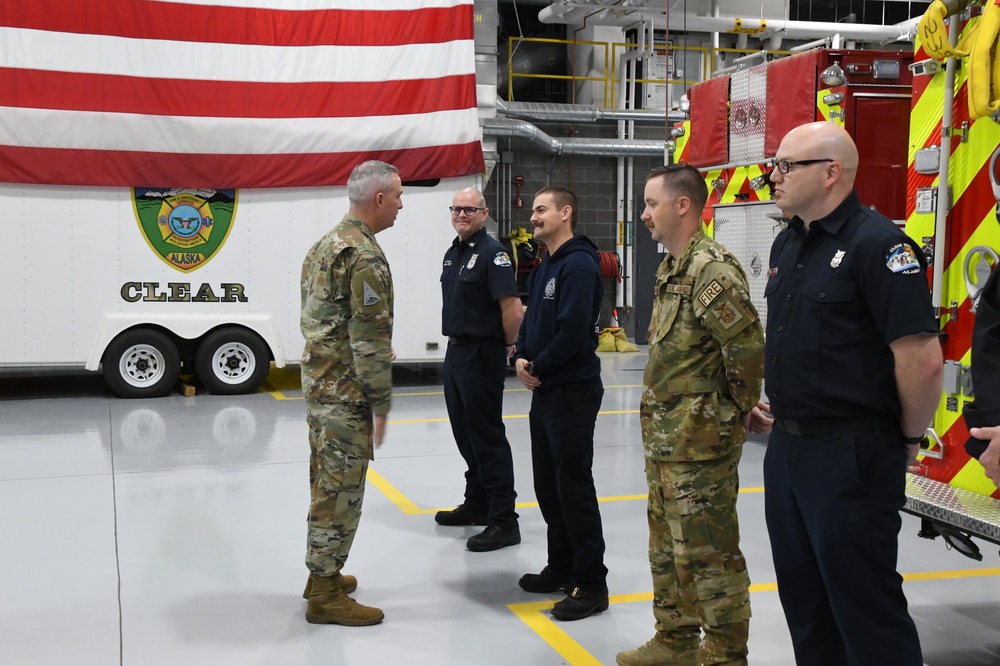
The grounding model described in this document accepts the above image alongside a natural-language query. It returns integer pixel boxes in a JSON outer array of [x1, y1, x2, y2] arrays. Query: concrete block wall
[[486, 122, 666, 338]]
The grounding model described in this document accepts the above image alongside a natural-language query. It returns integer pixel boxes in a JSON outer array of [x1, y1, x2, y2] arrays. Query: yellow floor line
[[903, 567, 1000, 581], [368, 464, 765, 517], [511, 570, 1000, 665], [509, 584, 778, 665], [262, 373, 642, 401], [365, 467, 425, 516], [509, 603, 603, 666]]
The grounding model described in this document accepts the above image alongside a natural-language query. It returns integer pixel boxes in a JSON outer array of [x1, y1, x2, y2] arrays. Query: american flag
[[0, 0, 485, 188]]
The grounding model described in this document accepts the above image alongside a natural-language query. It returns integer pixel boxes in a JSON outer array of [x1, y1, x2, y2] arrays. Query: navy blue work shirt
[[441, 226, 519, 340], [764, 191, 938, 422]]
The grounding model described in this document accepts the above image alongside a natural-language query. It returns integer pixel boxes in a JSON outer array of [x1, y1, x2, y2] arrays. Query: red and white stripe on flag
[[0, 0, 485, 188]]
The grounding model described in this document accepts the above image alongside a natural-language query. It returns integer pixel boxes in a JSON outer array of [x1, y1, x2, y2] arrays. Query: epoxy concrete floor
[[2, 351, 1000, 666]]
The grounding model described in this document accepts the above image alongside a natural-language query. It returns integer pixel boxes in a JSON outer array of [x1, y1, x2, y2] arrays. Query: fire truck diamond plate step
[[905, 474, 1000, 544]]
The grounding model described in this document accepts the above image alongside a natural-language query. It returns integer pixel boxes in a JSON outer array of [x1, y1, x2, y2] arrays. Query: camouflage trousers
[[305, 401, 372, 577], [645, 447, 751, 666]]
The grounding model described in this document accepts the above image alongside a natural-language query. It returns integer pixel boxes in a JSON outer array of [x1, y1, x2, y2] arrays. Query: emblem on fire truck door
[[132, 188, 237, 272]]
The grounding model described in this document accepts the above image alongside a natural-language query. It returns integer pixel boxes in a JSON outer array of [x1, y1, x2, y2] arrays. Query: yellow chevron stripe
[[703, 168, 723, 204], [747, 163, 768, 194], [815, 88, 845, 127], [721, 167, 748, 204], [905, 207, 936, 244], [933, 345, 972, 435], [674, 120, 691, 161], [931, 216, 1000, 438], [907, 76, 944, 169], [948, 457, 1000, 496], [951, 117, 1000, 200], [940, 210, 1000, 313]]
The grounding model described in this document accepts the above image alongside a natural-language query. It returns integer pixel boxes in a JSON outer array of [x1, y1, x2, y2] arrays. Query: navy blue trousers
[[763, 428, 922, 666], [529, 380, 607, 589], [443, 341, 518, 529]]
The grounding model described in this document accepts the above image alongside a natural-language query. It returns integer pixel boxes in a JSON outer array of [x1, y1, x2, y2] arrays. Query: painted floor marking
[[366, 466, 764, 517], [510, 570, 1000, 665]]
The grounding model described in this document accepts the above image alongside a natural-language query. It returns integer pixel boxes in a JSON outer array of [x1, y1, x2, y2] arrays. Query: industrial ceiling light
[[820, 61, 847, 87]]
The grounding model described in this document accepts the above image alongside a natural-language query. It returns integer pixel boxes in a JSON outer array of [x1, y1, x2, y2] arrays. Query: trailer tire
[[103, 329, 181, 399], [195, 328, 270, 395]]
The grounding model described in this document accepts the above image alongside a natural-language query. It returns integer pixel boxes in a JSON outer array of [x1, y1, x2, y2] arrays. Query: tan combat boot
[[303, 572, 357, 599], [305, 574, 384, 626], [616, 633, 698, 666]]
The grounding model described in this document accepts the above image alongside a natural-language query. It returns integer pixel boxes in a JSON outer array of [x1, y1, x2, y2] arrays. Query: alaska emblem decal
[[132, 188, 238, 272]]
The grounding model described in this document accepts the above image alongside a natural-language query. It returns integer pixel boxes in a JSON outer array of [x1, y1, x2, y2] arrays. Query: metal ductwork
[[536, 1, 920, 43], [482, 117, 665, 157], [497, 99, 685, 124], [497, 40, 569, 95]]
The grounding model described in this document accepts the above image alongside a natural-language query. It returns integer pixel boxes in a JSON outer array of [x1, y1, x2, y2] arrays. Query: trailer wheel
[[103, 329, 181, 399], [195, 328, 270, 395]]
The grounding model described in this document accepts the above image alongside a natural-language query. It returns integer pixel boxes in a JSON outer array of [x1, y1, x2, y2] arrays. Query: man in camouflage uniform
[[300, 160, 401, 626], [617, 165, 764, 666]]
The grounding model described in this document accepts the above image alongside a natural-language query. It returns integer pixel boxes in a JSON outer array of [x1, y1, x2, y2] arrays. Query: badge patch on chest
[[885, 243, 921, 274], [494, 251, 512, 267], [830, 250, 845, 268], [544, 277, 557, 299], [698, 280, 724, 307], [665, 282, 692, 295], [467, 253, 479, 270]]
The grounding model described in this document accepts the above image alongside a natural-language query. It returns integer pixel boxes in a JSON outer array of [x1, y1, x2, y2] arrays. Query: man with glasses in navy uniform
[[435, 187, 524, 552], [744, 121, 943, 665]]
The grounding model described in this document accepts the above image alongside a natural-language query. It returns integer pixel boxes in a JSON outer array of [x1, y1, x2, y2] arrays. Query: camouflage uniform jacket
[[642, 229, 764, 461], [300, 214, 393, 416]]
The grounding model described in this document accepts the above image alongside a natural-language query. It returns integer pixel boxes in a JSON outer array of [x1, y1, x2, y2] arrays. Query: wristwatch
[[902, 434, 924, 445]]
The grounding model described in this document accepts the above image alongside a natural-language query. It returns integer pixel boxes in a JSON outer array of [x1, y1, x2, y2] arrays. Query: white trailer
[[0, 178, 474, 398]]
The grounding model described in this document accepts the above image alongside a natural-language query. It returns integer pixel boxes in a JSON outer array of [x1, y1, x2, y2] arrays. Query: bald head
[[454, 187, 486, 208], [450, 187, 489, 241], [771, 121, 860, 224], [786, 121, 859, 175]]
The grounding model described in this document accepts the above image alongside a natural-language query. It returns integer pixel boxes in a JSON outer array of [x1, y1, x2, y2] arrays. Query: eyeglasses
[[449, 206, 485, 216], [770, 158, 834, 174]]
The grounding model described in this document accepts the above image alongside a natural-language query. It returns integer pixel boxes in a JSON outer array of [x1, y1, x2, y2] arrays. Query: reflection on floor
[[1, 353, 999, 665]]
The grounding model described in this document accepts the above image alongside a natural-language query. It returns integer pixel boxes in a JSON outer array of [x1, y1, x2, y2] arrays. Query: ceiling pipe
[[497, 98, 684, 124], [538, 3, 921, 43], [482, 117, 665, 157]]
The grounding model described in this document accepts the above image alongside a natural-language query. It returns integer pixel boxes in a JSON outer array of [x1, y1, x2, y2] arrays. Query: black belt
[[448, 336, 502, 346], [774, 416, 897, 437]]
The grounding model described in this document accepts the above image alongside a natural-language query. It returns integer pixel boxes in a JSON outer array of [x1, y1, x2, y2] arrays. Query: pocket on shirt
[[648, 292, 683, 345], [763, 274, 781, 299], [802, 278, 855, 305]]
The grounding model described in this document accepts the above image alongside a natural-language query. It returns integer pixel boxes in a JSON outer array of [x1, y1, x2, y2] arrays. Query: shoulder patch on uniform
[[885, 243, 921, 274], [698, 279, 725, 307], [710, 298, 743, 329], [494, 251, 512, 267], [352, 266, 388, 315], [362, 280, 381, 306]]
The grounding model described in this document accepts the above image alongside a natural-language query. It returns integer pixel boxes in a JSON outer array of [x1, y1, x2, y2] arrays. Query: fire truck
[[674, 2, 1000, 557]]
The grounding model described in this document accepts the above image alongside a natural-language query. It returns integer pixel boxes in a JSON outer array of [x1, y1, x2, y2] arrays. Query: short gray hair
[[347, 160, 399, 207]]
